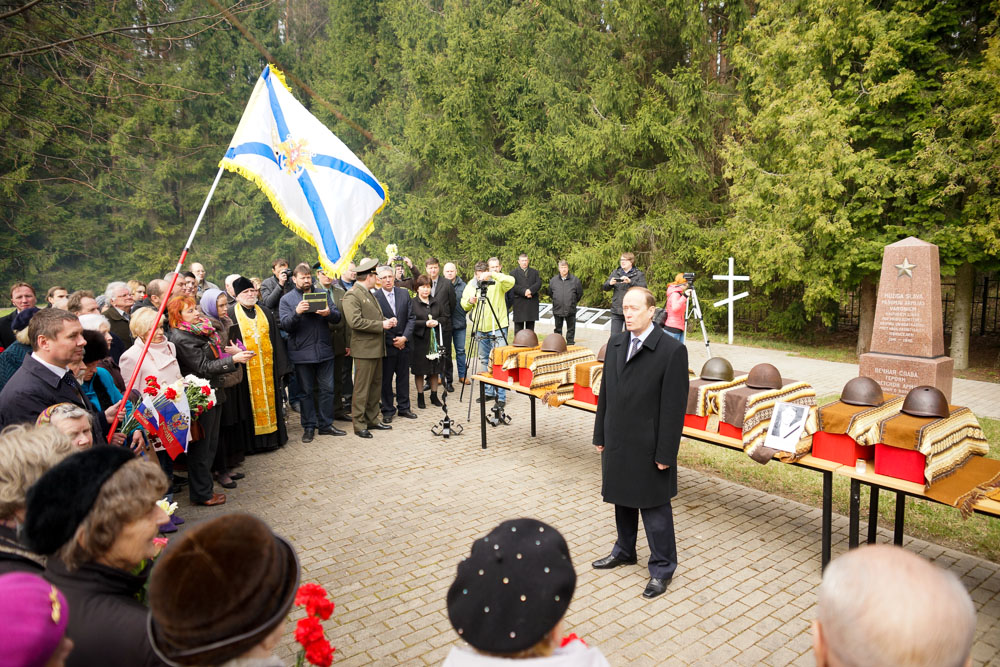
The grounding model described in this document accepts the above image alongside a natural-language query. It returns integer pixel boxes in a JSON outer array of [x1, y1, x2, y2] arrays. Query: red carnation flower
[[304, 638, 334, 667], [143, 387, 158, 396], [206, 401, 214, 410], [164, 387, 177, 400], [144, 376, 159, 386], [200, 385, 212, 396], [295, 617, 324, 646]]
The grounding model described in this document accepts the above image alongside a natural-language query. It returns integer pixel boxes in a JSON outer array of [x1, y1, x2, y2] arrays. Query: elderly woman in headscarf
[[226, 276, 291, 455], [0, 424, 74, 575], [0, 306, 39, 392], [167, 296, 252, 507], [200, 288, 246, 489], [24, 447, 169, 666], [36, 403, 94, 451]]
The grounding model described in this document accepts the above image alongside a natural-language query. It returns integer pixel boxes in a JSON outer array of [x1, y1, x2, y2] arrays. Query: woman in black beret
[[444, 518, 609, 665], [24, 447, 170, 666]]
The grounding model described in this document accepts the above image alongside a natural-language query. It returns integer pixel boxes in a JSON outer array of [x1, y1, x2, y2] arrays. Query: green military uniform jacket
[[341, 283, 385, 359], [327, 284, 351, 355]]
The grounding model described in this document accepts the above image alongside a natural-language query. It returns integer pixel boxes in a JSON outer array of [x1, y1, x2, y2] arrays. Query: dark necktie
[[61, 371, 87, 406], [627, 336, 642, 362]]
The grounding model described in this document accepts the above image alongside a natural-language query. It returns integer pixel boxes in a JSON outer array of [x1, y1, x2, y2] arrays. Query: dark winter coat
[[593, 326, 688, 508], [373, 287, 416, 357], [430, 276, 456, 332], [450, 276, 468, 330], [0, 354, 105, 443], [410, 297, 449, 376], [601, 266, 647, 315], [260, 273, 293, 311], [0, 340, 30, 392], [166, 327, 236, 401], [102, 306, 133, 346], [278, 287, 342, 365], [511, 266, 542, 322], [0, 311, 16, 348], [45, 557, 166, 667], [548, 273, 584, 317]]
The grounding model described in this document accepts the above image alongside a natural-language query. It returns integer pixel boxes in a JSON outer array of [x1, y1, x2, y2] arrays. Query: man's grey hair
[[817, 545, 975, 667], [225, 274, 240, 288], [104, 281, 129, 301]]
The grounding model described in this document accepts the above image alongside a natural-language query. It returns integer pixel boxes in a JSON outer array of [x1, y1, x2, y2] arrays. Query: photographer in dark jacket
[[549, 260, 584, 345], [259, 258, 293, 311], [602, 252, 647, 336], [278, 263, 344, 442]]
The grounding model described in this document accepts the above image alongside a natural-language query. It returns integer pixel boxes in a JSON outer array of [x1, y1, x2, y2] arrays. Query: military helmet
[[840, 377, 885, 407], [540, 333, 567, 354], [746, 363, 782, 390], [700, 357, 734, 382], [513, 329, 539, 348], [901, 385, 950, 419]]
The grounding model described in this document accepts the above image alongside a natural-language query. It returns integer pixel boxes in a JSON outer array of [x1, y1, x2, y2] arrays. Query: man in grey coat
[[592, 286, 688, 600]]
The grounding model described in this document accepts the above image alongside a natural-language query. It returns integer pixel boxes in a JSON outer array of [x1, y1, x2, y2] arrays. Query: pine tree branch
[[0, 0, 43, 22]]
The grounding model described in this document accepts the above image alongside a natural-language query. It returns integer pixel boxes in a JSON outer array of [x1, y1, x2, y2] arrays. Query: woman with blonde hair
[[24, 448, 169, 665], [0, 424, 74, 574]]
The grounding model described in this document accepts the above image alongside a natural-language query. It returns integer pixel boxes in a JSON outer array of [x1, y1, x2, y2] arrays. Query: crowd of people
[[0, 255, 985, 666]]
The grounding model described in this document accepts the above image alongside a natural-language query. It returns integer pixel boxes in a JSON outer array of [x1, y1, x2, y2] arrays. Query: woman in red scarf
[[166, 296, 253, 507]]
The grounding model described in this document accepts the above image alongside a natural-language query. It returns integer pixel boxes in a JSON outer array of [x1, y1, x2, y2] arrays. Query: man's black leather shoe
[[301, 428, 315, 443], [397, 410, 418, 419], [355, 429, 372, 438], [592, 554, 637, 569], [382, 414, 393, 424], [368, 422, 392, 430], [318, 425, 346, 436], [445, 382, 455, 393], [642, 577, 670, 599]]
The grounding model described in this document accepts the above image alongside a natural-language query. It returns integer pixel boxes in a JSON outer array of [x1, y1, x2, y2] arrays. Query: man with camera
[[260, 258, 293, 310], [602, 252, 647, 336], [461, 261, 515, 405]]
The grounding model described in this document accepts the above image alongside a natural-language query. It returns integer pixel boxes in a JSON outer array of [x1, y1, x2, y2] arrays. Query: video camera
[[478, 279, 495, 293]]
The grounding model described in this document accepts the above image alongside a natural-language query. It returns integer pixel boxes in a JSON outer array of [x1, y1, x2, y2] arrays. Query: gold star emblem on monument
[[895, 257, 916, 278]]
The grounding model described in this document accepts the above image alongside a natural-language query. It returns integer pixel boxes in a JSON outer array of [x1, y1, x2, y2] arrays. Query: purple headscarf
[[199, 288, 225, 320]]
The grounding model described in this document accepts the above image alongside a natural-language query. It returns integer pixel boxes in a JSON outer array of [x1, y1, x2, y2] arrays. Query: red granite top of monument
[[869, 236, 945, 358]]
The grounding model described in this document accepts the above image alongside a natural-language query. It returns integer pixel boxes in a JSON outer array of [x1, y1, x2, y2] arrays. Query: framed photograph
[[763, 402, 808, 453], [303, 292, 328, 312]]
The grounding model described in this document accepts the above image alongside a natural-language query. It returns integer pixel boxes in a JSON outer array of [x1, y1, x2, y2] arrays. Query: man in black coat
[[548, 260, 584, 345], [424, 257, 456, 391], [602, 251, 647, 336], [592, 286, 688, 600], [278, 263, 344, 442], [0, 281, 37, 349], [0, 309, 110, 445], [374, 266, 416, 422], [511, 253, 541, 333]]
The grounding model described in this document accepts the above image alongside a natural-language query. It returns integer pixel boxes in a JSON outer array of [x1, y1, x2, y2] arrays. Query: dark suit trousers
[[612, 501, 678, 580], [352, 357, 382, 432], [610, 314, 625, 336], [440, 326, 454, 384], [381, 349, 410, 416], [333, 353, 353, 417], [513, 321, 536, 333], [553, 314, 576, 345], [188, 405, 222, 503]]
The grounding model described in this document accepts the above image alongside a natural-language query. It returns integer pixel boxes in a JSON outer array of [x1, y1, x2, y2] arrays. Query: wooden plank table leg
[[894, 492, 905, 546], [849, 478, 861, 549], [867, 485, 879, 544], [822, 470, 832, 570], [480, 380, 487, 449], [530, 395, 536, 437]]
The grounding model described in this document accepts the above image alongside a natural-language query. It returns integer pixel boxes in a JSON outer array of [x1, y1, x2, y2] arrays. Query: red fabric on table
[[875, 442, 927, 485], [719, 422, 742, 440], [519, 369, 535, 387], [573, 384, 597, 405], [492, 364, 518, 382], [684, 414, 709, 430], [812, 431, 875, 467]]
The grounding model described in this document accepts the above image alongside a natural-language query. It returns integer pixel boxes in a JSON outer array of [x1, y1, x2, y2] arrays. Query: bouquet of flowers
[[426, 325, 441, 361], [119, 376, 176, 434], [172, 374, 216, 419], [385, 243, 399, 265], [294, 583, 336, 666]]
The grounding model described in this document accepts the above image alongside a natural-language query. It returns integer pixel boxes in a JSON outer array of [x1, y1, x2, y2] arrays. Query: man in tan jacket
[[341, 258, 395, 438]]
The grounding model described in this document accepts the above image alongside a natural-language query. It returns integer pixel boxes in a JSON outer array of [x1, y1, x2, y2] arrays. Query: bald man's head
[[814, 545, 975, 667]]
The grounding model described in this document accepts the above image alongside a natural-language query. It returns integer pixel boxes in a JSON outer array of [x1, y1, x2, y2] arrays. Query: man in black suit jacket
[[424, 257, 457, 391], [511, 253, 541, 334], [592, 286, 689, 600], [0, 309, 111, 445], [374, 266, 416, 422]]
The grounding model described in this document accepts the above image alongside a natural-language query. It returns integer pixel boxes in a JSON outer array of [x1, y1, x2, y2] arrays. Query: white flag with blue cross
[[220, 65, 386, 276]]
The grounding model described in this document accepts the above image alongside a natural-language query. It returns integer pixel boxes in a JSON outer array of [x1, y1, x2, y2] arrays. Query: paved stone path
[[175, 372, 1000, 665]]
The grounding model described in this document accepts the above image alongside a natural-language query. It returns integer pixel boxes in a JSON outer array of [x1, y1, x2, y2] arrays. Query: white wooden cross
[[712, 257, 749, 345]]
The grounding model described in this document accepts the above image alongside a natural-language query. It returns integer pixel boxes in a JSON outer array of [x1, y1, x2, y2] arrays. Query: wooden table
[[834, 460, 1000, 549], [471, 374, 842, 567]]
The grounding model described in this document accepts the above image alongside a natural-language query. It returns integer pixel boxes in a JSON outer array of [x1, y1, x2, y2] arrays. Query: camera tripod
[[684, 284, 712, 358], [459, 279, 510, 425]]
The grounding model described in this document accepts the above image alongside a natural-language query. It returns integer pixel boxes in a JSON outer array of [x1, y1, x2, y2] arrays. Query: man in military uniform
[[341, 258, 395, 438]]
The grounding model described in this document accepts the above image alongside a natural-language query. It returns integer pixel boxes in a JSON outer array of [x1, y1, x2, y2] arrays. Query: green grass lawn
[[678, 413, 1000, 563]]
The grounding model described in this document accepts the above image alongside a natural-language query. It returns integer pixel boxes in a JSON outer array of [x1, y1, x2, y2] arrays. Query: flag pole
[[107, 164, 227, 442]]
